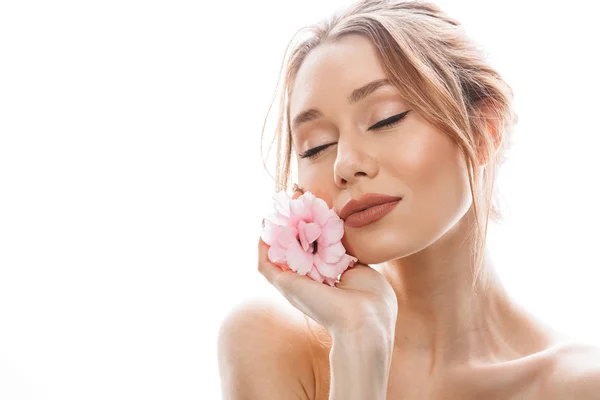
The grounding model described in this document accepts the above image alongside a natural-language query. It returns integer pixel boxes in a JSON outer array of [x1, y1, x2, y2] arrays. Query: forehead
[[289, 35, 387, 121]]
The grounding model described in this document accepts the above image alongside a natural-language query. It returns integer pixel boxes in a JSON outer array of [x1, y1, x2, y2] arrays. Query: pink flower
[[260, 190, 358, 287]]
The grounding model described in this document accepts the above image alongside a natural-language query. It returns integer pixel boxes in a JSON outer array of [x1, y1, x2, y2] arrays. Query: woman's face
[[289, 34, 474, 264]]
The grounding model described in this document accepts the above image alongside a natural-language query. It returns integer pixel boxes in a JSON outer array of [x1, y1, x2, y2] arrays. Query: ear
[[475, 101, 503, 168]]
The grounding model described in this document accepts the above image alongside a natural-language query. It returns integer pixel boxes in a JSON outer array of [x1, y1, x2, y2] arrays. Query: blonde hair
[[260, 0, 517, 346]]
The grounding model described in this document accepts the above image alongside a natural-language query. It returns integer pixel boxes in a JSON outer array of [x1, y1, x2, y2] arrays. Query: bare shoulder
[[540, 340, 600, 400], [217, 297, 318, 400]]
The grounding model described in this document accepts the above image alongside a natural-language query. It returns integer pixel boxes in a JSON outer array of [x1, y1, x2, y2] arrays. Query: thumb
[[291, 183, 304, 200]]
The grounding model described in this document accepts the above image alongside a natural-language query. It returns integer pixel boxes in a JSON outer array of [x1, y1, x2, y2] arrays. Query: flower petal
[[276, 225, 298, 248], [311, 196, 334, 226], [319, 242, 346, 264], [286, 238, 314, 275], [306, 265, 325, 284], [314, 252, 356, 279], [324, 277, 337, 287], [298, 220, 321, 252], [264, 211, 288, 226], [332, 253, 358, 274], [272, 191, 291, 218], [347, 254, 359, 268], [317, 218, 344, 247], [267, 244, 287, 265], [289, 196, 312, 222], [263, 189, 355, 284], [304, 222, 321, 245], [260, 219, 280, 246], [313, 252, 340, 279], [297, 220, 309, 252]]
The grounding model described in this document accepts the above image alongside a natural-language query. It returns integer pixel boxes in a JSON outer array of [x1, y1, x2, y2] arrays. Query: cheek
[[384, 129, 441, 187], [298, 168, 336, 208], [385, 129, 471, 232], [385, 128, 465, 196]]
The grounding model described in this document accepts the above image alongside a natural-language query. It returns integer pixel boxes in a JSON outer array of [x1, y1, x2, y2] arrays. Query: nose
[[333, 134, 379, 188]]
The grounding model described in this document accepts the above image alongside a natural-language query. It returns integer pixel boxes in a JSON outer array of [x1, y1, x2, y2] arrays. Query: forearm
[[328, 330, 393, 400]]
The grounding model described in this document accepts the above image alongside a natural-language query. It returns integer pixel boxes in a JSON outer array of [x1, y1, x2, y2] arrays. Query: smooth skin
[[218, 34, 600, 400]]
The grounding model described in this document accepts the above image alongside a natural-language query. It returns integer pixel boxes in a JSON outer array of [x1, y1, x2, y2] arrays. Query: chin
[[341, 229, 419, 265]]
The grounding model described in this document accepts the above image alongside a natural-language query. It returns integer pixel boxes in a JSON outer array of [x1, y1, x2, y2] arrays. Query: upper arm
[[217, 298, 316, 400]]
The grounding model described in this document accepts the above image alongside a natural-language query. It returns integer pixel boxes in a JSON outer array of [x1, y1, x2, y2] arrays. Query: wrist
[[330, 326, 394, 359], [330, 306, 397, 343], [328, 329, 394, 400]]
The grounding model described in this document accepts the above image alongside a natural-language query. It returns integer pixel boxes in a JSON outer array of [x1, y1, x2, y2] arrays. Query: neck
[[376, 205, 558, 371]]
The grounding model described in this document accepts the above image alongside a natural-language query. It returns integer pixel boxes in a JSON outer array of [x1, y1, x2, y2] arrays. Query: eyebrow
[[291, 78, 393, 132]]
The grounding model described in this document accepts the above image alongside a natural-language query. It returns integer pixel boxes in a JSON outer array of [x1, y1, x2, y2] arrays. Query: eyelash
[[299, 110, 411, 160]]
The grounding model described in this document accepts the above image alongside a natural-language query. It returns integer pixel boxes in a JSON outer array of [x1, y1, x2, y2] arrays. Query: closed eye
[[299, 109, 411, 160]]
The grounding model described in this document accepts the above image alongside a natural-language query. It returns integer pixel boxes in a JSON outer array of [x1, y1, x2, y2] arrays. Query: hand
[[257, 187, 398, 340]]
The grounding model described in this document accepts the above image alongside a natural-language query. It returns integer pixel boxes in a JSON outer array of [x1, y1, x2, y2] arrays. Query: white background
[[1, 0, 599, 399]]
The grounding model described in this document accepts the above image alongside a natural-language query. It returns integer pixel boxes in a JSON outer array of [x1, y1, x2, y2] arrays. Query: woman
[[218, 1, 600, 399]]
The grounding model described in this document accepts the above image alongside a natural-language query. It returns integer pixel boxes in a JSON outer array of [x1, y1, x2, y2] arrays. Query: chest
[[312, 353, 549, 400], [383, 373, 543, 400]]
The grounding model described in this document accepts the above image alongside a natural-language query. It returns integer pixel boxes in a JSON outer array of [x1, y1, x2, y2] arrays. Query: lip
[[344, 200, 400, 228], [339, 193, 403, 221]]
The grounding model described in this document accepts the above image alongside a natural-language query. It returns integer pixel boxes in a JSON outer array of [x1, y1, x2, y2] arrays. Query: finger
[[258, 185, 301, 285], [337, 262, 386, 293], [291, 184, 304, 200], [257, 237, 304, 292], [257, 237, 337, 324], [257, 237, 285, 286]]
